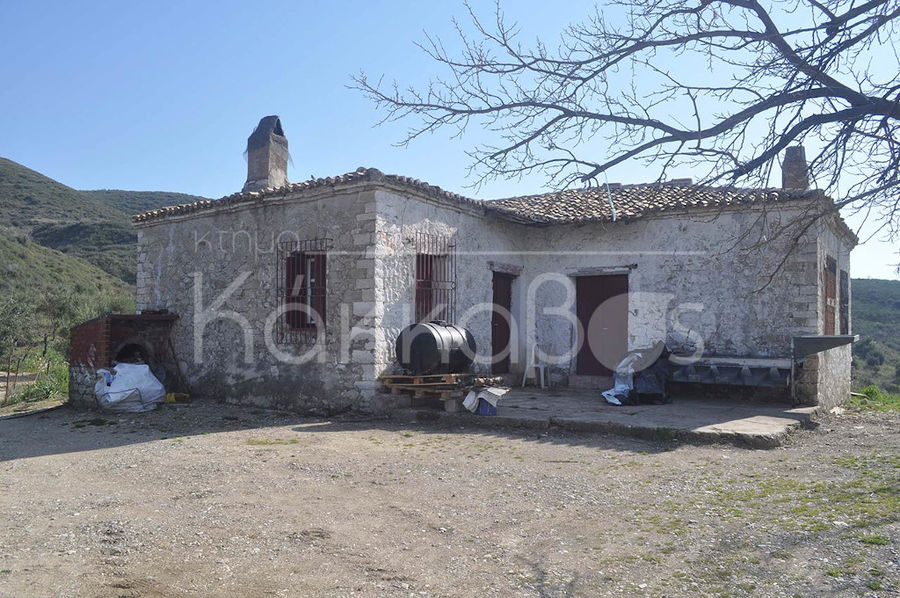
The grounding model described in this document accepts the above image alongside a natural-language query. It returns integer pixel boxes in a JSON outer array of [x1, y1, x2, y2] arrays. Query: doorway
[[575, 274, 628, 376], [491, 272, 514, 374]]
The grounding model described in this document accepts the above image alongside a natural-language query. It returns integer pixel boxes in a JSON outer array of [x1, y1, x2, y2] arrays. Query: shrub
[[866, 351, 885, 367], [7, 361, 68, 405], [848, 385, 900, 412]]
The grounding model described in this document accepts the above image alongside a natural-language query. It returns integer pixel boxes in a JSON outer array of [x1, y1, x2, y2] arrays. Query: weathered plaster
[[136, 185, 381, 413], [135, 182, 854, 411]]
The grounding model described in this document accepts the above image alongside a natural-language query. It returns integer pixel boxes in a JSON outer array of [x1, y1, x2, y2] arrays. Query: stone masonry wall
[[373, 193, 824, 391], [68, 365, 96, 409], [137, 181, 851, 411], [373, 188, 527, 383], [136, 185, 380, 413], [804, 218, 854, 406], [794, 217, 855, 406], [528, 205, 822, 369]]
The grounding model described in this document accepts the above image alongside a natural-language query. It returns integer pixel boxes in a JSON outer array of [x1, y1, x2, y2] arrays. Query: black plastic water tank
[[394, 321, 476, 375]]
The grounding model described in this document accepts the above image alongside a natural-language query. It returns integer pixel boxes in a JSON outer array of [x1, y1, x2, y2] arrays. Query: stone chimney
[[782, 145, 809, 190], [243, 115, 289, 192]]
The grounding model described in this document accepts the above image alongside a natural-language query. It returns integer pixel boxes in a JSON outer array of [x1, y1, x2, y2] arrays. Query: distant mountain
[[0, 157, 207, 284], [851, 278, 900, 392]]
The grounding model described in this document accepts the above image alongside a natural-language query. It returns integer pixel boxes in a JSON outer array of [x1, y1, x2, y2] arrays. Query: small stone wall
[[68, 365, 97, 409], [795, 344, 852, 409]]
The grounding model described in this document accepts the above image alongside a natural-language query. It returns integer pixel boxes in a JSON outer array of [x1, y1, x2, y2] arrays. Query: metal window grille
[[414, 232, 457, 322], [839, 269, 850, 335], [824, 256, 837, 335], [276, 237, 332, 344]]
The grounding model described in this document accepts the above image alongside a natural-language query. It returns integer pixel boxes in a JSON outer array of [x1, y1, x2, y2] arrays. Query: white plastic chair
[[521, 344, 548, 389]]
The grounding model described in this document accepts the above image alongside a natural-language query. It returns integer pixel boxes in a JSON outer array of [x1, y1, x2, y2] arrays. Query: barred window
[[824, 256, 837, 335], [840, 269, 850, 335], [277, 238, 331, 343], [414, 232, 456, 322]]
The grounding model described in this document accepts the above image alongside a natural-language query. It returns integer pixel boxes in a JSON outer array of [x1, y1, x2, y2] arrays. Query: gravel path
[[0, 402, 896, 597]]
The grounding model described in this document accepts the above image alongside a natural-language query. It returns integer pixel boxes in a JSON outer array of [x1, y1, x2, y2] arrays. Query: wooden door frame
[[491, 271, 516, 374], [572, 272, 630, 377]]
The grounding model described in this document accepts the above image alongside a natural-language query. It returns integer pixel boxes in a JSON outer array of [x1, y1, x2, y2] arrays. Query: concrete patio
[[392, 387, 820, 448]]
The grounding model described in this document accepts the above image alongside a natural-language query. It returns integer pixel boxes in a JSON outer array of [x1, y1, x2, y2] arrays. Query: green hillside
[[851, 278, 900, 393], [29, 222, 138, 283], [0, 232, 131, 299], [0, 158, 206, 284], [0, 157, 118, 229], [83, 189, 207, 216]]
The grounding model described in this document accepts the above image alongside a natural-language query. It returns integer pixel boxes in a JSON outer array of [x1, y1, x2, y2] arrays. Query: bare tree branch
[[353, 0, 900, 237]]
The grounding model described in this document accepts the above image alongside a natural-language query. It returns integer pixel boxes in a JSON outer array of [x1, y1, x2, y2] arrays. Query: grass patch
[[859, 534, 890, 546], [7, 365, 68, 405], [699, 460, 899, 532], [848, 386, 900, 412], [771, 551, 793, 560], [246, 437, 299, 446]]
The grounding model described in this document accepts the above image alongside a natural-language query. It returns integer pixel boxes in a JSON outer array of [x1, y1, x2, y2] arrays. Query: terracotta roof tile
[[132, 167, 479, 223], [483, 184, 819, 225], [133, 168, 834, 234]]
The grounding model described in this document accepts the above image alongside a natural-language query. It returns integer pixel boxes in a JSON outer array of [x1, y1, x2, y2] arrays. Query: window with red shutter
[[414, 232, 456, 322], [824, 256, 837, 335], [839, 269, 850, 335], [277, 238, 331, 343]]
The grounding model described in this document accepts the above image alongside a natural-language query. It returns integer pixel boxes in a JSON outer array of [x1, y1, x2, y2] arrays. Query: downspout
[[605, 173, 617, 222]]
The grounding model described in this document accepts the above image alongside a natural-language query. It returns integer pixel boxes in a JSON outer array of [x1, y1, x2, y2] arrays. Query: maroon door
[[491, 273, 514, 374], [575, 275, 628, 376]]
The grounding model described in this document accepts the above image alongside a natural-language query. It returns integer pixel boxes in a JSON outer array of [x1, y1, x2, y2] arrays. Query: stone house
[[128, 117, 856, 413]]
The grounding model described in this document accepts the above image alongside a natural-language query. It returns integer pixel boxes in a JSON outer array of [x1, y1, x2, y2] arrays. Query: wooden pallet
[[380, 373, 474, 412], [381, 373, 472, 386]]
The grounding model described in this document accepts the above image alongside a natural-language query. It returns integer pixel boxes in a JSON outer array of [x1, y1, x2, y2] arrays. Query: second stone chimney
[[243, 115, 289, 192], [782, 145, 809, 190]]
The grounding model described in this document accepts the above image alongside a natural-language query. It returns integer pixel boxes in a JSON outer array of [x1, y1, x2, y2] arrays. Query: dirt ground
[[0, 401, 896, 598]]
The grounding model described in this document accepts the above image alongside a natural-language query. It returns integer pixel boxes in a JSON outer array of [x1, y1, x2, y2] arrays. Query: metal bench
[[666, 335, 857, 402]]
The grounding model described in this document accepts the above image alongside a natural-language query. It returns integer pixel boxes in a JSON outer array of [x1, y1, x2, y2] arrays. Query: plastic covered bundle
[[93, 363, 166, 413], [601, 341, 670, 406]]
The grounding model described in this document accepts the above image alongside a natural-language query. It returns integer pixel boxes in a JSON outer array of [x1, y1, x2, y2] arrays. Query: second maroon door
[[491, 273, 514, 374], [575, 274, 628, 376]]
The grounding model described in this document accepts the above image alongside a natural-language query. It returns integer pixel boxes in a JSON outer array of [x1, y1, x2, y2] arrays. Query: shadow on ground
[[0, 385, 824, 462], [0, 398, 694, 463]]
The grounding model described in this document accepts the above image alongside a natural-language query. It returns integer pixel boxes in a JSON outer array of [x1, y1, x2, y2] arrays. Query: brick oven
[[68, 312, 182, 409]]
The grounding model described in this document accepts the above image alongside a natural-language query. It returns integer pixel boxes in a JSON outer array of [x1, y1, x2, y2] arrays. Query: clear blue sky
[[0, 0, 896, 279]]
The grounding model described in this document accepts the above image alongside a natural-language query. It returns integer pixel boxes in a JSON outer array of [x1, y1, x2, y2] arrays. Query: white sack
[[94, 363, 165, 413]]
